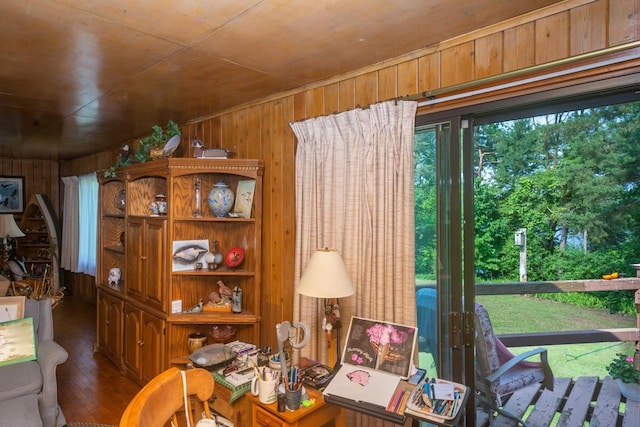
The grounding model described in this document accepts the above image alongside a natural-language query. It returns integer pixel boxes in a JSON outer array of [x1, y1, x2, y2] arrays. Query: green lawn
[[419, 294, 636, 379]]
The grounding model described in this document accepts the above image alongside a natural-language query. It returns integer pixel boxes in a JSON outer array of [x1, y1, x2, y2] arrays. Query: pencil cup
[[285, 387, 302, 411], [251, 376, 278, 404]]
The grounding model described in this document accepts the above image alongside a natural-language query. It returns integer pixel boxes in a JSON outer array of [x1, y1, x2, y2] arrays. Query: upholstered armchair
[[475, 303, 554, 426], [0, 298, 68, 427]]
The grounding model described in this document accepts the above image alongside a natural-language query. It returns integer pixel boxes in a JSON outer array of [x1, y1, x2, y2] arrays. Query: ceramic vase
[[617, 379, 640, 401], [207, 181, 234, 217]]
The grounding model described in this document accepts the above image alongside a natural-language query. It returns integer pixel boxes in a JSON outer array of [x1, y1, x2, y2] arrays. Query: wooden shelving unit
[[96, 158, 263, 385], [18, 194, 62, 291]]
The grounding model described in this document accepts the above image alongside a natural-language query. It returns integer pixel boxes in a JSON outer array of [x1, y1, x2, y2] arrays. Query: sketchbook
[[322, 316, 417, 410], [0, 317, 37, 367]]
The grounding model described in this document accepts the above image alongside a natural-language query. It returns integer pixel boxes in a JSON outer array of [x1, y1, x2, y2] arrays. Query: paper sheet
[[323, 365, 401, 408]]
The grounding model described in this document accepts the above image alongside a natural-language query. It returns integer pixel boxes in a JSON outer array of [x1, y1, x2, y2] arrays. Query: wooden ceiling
[[0, 0, 566, 161]]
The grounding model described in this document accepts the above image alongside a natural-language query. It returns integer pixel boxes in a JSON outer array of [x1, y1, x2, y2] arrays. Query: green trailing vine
[[104, 120, 181, 177]]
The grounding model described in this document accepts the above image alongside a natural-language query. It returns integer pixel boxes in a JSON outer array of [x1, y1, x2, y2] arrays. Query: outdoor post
[[515, 228, 527, 282]]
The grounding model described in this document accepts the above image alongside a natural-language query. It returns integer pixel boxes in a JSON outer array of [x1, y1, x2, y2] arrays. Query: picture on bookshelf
[[172, 239, 209, 271], [231, 179, 256, 218]]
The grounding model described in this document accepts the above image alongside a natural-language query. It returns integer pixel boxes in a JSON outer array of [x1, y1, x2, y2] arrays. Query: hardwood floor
[[53, 295, 140, 425]]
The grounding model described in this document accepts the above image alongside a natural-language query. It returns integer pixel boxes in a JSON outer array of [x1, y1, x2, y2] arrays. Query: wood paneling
[[609, 0, 640, 45], [570, 0, 607, 55], [535, 11, 570, 64], [503, 23, 536, 72], [59, 0, 640, 352]]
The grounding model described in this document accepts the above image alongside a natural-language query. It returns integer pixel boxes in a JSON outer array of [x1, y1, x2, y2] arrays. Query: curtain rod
[[412, 40, 640, 107], [289, 41, 640, 125]]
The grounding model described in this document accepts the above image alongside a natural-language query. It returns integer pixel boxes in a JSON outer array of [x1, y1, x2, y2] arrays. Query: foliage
[[606, 353, 640, 384], [134, 120, 181, 163], [414, 100, 640, 315], [104, 120, 181, 177]]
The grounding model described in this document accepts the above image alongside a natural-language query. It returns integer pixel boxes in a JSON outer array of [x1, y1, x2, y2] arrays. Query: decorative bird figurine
[[117, 144, 130, 163], [217, 280, 233, 301], [183, 298, 204, 313], [191, 139, 205, 158]]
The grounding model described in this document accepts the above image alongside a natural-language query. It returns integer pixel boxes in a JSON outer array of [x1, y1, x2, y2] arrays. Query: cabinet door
[[97, 291, 124, 365], [97, 292, 110, 351], [123, 304, 142, 379], [107, 296, 124, 360], [140, 312, 165, 383], [126, 218, 145, 302], [144, 219, 166, 311]]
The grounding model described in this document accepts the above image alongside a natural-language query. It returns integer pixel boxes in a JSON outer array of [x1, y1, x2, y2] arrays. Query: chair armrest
[[486, 347, 547, 383], [36, 340, 68, 404]]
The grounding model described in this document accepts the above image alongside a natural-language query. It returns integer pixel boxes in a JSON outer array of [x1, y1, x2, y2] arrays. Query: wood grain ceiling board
[[0, 0, 183, 114], [57, 0, 263, 46], [0, 0, 568, 160]]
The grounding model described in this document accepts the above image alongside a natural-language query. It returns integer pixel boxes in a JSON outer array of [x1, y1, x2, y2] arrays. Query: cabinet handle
[[141, 256, 147, 260], [137, 340, 144, 346]]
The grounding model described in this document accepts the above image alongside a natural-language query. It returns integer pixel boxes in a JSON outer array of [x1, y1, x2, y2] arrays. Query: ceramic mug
[[251, 375, 278, 404], [187, 332, 207, 354]]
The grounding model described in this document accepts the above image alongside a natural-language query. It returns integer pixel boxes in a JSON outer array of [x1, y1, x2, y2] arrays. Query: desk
[[248, 386, 346, 427]]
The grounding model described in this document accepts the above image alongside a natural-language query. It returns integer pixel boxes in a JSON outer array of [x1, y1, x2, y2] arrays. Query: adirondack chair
[[474, 303, 554, 426]]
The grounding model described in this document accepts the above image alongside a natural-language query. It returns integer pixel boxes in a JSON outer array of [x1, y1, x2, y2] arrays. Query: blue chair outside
[[416, 287, 438, 369]]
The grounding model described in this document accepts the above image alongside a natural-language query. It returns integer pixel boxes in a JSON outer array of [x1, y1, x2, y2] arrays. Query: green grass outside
[[478, 294, 636, 379], [419, 294, 636, 379]]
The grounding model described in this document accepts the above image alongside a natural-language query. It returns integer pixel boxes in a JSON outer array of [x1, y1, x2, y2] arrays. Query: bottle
[[205, 239, 223, 270], [232, 284, 242, 313], [193, 177, 203, 218]]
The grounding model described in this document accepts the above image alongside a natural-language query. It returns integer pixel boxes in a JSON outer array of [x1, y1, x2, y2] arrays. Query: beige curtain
[[61, 176, 79, 273], [291, 100, 417, 427]]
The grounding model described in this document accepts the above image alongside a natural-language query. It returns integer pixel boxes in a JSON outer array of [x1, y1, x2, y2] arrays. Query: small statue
[[108, 268, 121, 287], [217, 280, 233, 303], [208, 291, 221, 305], [232, 284, 242, 313], [183, 298, 204, 313]]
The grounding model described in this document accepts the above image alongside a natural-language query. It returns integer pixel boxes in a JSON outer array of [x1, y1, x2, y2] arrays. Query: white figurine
[[108, 268, 121, 287]]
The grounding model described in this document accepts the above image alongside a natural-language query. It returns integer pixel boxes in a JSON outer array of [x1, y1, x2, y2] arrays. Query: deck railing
[[474, 277, 640, 347]]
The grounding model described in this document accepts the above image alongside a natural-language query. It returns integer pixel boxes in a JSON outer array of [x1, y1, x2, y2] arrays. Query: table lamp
[[297, 248, 354, 367], [0, 214, 25, 274]]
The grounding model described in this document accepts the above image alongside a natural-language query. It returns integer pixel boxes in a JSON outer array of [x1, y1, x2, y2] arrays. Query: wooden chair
[[119, 367, 214, 427], [475, 303, 554, 426]]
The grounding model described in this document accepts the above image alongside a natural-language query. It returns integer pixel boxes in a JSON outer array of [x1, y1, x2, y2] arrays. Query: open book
[[323, 317, 417, 409]]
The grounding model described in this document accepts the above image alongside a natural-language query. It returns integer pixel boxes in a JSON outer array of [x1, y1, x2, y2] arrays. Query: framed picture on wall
[[0, 176, 25, 214]]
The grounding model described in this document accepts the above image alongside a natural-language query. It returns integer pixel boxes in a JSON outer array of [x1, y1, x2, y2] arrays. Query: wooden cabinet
[[97, 289, 124, 366], [126, 217, 166, 312], [123, 303, 166, 383], [18, 194, 61, 291], [97, 158, 263, 385]]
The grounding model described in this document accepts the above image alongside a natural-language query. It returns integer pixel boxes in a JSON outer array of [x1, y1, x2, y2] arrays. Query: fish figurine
[[173, 245, 207, 263]]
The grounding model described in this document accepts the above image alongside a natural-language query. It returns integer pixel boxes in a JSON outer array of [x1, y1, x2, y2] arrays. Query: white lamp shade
[[0, 214, 25, 238], [297, 248, 355, 298]]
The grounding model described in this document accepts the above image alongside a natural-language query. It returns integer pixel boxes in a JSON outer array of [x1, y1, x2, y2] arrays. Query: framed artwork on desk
[[0, 296, 25, 322]]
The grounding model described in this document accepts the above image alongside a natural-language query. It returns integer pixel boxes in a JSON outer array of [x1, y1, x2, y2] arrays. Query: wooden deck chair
[[474, 303, 554, 427], [119, 367, 215, 427]]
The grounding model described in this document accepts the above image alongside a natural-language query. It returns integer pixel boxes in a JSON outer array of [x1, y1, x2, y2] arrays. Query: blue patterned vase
[[207, 181, 234, 217]]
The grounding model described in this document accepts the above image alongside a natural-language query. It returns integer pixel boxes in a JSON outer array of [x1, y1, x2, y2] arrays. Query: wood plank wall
[[59, 0, 639, 348]]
